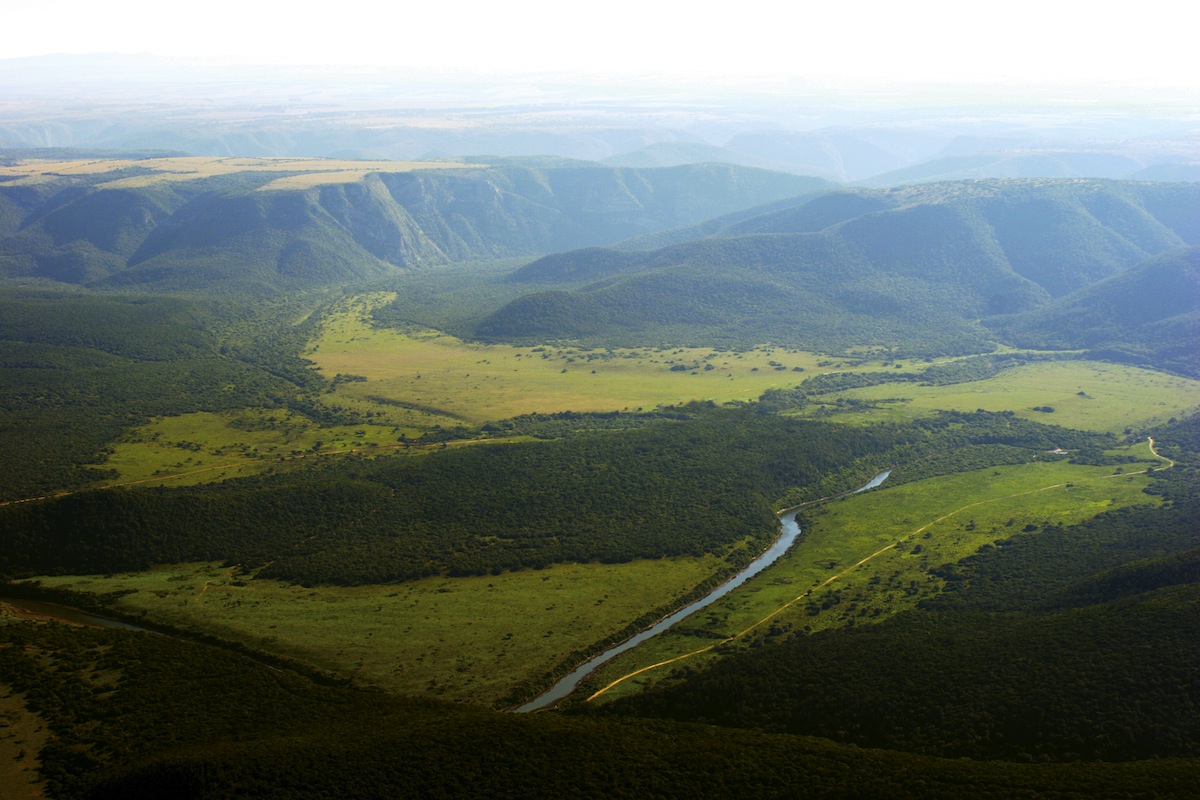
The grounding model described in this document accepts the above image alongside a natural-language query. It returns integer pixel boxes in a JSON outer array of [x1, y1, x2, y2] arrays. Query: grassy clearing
[[308, 294, 866, 424], [0, 156, 475, 188], [584, 449, 1162, 703], [29, 555, 724, 706], [90, 408, 418, 488], [810, 361, 1200, 433], [0, 678, 50, 800]]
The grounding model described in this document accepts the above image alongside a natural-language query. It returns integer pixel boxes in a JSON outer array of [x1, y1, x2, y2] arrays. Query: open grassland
[[0, 678, 50, 800], [811, 361, 1200, 433], [29, 555, 723, 707], [89, 408, 422, 489], [0, 156, 474, 188], [308, 294, 873, 424], [583, 447, 1164, 704]]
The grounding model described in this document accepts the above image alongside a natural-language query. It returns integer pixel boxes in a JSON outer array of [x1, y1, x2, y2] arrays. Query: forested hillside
[[986, 246, 1200, 377], [477, 180, 1200, 355], [0, 161, 826, 292]]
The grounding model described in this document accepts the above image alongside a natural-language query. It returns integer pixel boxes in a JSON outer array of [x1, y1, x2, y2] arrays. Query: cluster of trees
[[0, 408, 907, 584], [2, 407, 1107, 587]]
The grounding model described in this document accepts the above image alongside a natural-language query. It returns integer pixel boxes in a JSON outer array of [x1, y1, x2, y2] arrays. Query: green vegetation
[[310, 292, 839, 425], [987, 245, 1200, 377], [593, 420, 1200, 763], [0, 288, 317, 501], [27, 555, 724, 706], [5, 619, 1198, 800], [3, 167, 1199, 796], [806, 360, 1200, 433], [0, 409, 910, 584], [580, 449, 1161, 703], [475, 180, 1200, 355]]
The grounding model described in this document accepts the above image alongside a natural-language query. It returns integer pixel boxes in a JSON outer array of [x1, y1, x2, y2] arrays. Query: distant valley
[[1, 143, 1198, 799]]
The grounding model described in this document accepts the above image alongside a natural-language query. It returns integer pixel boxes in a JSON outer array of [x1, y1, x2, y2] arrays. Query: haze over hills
[[986, 245, 1200, 376], [475, 180, 1200, 359], [0, 159, 826, 292], [3, 55, 1199, 184]]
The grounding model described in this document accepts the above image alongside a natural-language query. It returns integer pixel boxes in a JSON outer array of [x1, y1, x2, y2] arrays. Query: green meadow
[[810, 360, 1200, 433], [583, 446, 1164, 704], [307, 293, 848, 424], [92, 408, 414, 488], [30, 554, 723, 707]]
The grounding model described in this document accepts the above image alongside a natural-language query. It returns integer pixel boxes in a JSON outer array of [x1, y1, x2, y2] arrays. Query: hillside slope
[[0, 161, 829, 292], [477, 180, 1200, 355], [986, 246, 1200, 376]]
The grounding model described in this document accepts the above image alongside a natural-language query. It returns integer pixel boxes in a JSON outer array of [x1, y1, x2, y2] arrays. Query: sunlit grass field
[[31, 554, 724, 707], [92, 408, 401, 487], [0, 156, 475, 188], [307, 293, 859, 423], [583, 445, 1164, 703], [809, 360, 1200, 434]]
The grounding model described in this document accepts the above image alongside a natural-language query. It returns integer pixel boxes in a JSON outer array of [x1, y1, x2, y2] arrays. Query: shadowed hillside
[[477, 180, 1200, 355], [0, 161, 828, 292]]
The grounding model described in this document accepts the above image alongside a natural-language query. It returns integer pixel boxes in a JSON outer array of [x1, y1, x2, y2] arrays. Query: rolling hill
[[0, 159, 829, 292], [475, 180, 1200, 356], [986, 245, 1200, 376]]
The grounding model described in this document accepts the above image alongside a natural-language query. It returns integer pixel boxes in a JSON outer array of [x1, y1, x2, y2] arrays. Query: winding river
[[514, 469, 891, 712], [3, 471, 891, 712]]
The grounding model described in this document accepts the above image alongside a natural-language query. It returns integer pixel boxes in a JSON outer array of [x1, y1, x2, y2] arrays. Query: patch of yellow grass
[[828, 361, 1200, 433], [0, 156, 477, 189]]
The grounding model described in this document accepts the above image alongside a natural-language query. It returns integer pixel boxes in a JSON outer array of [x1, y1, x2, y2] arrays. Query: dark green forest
[[4, 620, 1200, 800], [0, 409, 1113, 586]]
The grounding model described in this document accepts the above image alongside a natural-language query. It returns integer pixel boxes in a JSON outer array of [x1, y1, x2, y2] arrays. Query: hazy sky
[[6, 0, 1198, 91]]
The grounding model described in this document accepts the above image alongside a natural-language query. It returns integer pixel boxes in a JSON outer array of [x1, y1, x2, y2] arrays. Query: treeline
[[0, 408, 1115, 586], [603, 587, 1200, 762], [4, 620, 1199, 799], [600, 420, 1200, 763], [0, 408, 909, 584], [759, 352, 1071, 413], [775, 409, 1115, 507]]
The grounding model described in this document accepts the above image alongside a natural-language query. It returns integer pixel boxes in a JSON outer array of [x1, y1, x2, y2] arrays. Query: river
[[513, 469, 891, 712], [2, 471, 890, 711], [0, 597, 157, 632]]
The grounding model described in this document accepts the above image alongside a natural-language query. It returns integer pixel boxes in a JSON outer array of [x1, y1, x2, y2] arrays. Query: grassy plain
[[30, 555, 724, 707], [91, 408, 414, 488], [809, 360, 1200, 433], [0, 156, 475, 188], [307, 293, 863, 424], [583, 446, 1164, 703]]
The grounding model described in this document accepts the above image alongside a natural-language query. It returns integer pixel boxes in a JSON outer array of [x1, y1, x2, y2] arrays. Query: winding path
[[584, 437, 1173, 703]]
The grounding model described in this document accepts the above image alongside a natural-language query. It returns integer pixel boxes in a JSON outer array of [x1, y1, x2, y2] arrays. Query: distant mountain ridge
[[0, 160, 829, 292], [477, 180, 1200, 359]]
